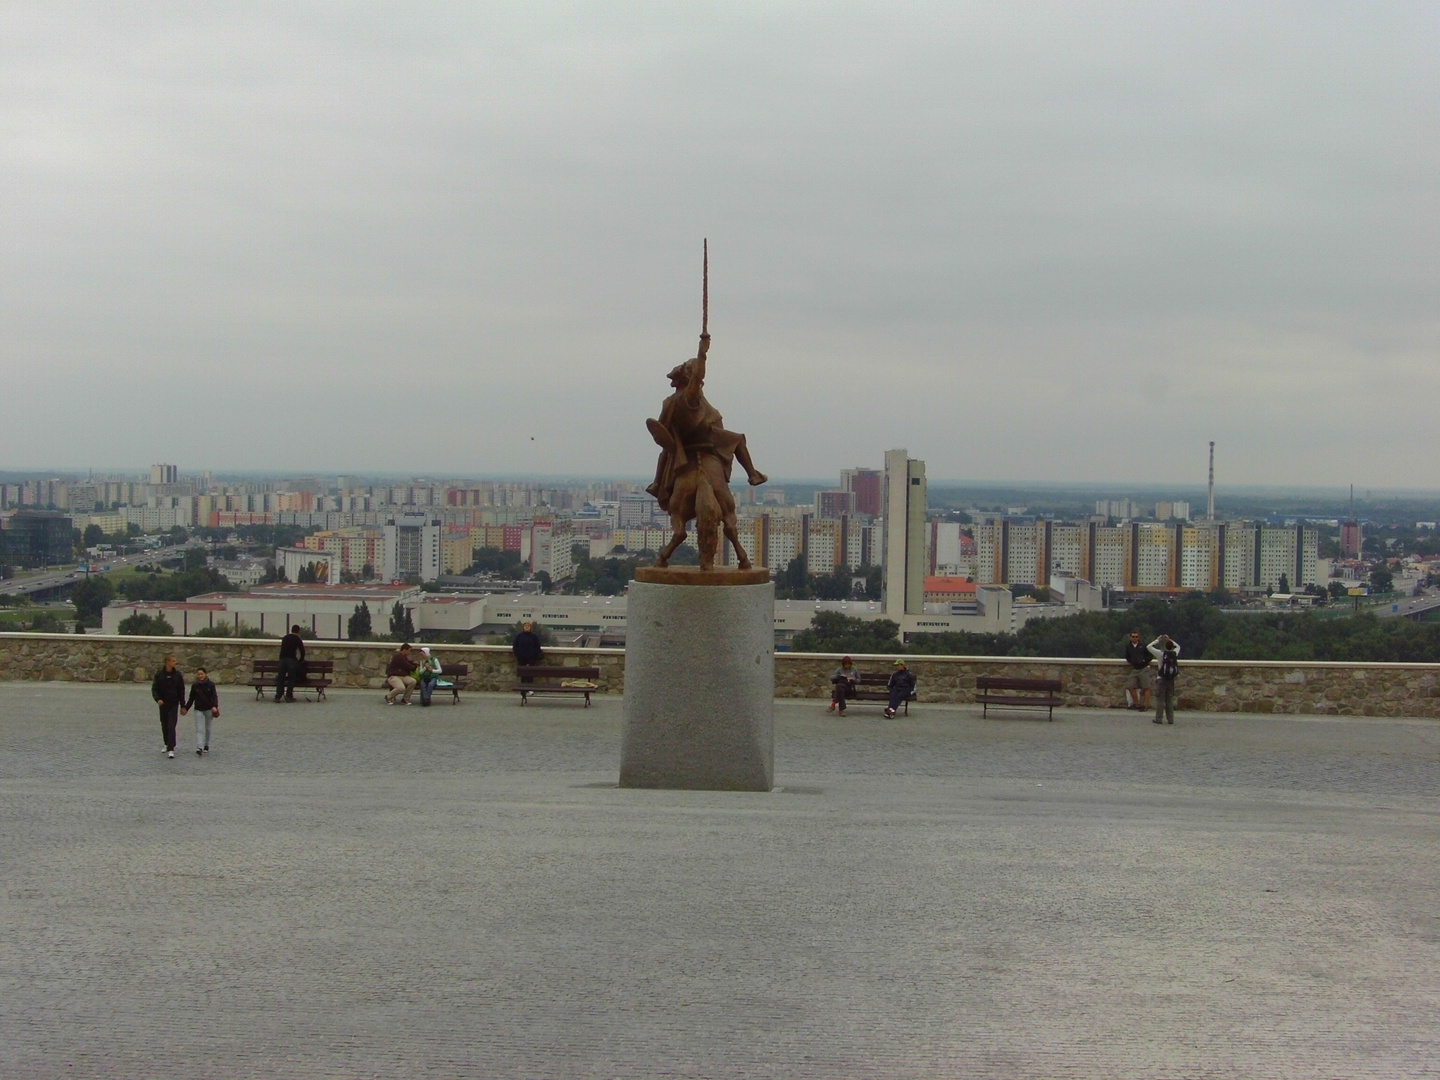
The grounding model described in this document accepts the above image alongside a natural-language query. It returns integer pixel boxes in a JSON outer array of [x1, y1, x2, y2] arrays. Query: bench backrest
[[976, 676, 1062, 693], [439, 664, 468, 676], [517, 666, 601, 680], [251, 659, 334, 674], [855, 672, 902, 686]]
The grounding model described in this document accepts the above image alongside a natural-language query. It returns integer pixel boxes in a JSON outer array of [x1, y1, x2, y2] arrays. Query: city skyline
[[3, 6, 1437, 485]]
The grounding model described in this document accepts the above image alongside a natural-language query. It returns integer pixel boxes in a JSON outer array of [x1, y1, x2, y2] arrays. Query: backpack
[[1158, 649, 1179, 680]]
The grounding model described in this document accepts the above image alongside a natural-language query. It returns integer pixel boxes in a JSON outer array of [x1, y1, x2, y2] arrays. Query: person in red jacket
[[385, 643, 416, 705]]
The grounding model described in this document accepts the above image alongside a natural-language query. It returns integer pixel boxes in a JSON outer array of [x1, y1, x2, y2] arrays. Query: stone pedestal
[[620, 570, 774, 791]]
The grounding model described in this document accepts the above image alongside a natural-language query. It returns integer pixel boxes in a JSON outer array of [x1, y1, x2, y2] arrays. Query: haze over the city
[[2, 3, 1436, 486]]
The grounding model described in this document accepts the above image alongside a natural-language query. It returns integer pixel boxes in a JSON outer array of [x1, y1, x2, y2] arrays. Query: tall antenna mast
[[1207, 441, 1215, 521], [702, 238, 708, 336]]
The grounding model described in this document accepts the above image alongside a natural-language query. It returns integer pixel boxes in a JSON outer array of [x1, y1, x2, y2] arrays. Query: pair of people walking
[[151, 654, 220, 758]]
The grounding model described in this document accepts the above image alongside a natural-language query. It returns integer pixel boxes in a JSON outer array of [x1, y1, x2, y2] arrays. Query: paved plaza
[[2, 682, 1439, 1078]]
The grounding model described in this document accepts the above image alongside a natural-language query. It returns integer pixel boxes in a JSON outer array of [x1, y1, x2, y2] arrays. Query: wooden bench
[[247, 659, 335, 701], [843, 672, 917, 715], [513, 666, 601, 707], [431, 663, 471, 704], [975, 676, 1062, 720]]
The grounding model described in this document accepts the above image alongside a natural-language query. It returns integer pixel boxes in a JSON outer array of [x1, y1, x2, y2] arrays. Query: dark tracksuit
[[276, 632, 305, 701], [152, 667, 185, 752], [513, 631, 543, 684], [887, 668, 917, 712]]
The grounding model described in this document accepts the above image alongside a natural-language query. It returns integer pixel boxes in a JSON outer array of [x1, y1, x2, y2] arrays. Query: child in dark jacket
[[183, 668, 220, 755]]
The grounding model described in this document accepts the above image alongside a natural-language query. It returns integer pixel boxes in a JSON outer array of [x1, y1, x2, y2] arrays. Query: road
[[0, 543, 201, 598], [1377, 590, 1440, 619]]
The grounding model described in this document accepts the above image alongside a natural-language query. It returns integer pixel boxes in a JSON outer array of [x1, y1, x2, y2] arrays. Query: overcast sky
[[2, 2, 1436, 487]]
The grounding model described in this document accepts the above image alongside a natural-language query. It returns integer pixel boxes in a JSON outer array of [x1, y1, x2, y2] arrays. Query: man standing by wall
[[512, 622, 544, 686], [275, 624, 305, 703], [1124, 631, 1154, 711], [151, 653, 185, 759], [1148, 634, 1181, 725]]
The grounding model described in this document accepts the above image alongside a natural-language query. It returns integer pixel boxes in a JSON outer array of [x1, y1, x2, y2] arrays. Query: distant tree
[[296, 562, 318, 584], [348, 602, 373, 641], [1370, 566, 1393, 593], [389, 601, 415, 641], [361, 563, 374, 580], [126, 523, 141, 537], [184, 548, 207, 572], [790, 612, 902, 654], [775, 557, 812, 600], [564, 553, 647, 596], [907, 630, 1017, 656], [861, 565, 882, 601], [811, 565, 855, 601], [535, 571, 552, 594], [117, 612, 173, 636], [70, 576, 116, 625], [195, 624, 232, 637], [82, 524, 105, 548], [667, 545, 699, 565], [23, 609, 66, 633], [464, 547, 526, 579], [1278, 573, 1290, 594]]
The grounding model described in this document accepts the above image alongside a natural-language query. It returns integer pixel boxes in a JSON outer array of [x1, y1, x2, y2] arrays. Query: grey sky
[[2, 3, 1436, 487]]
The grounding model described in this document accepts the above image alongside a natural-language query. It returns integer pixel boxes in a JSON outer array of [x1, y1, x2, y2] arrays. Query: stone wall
[[2, 633, 1438, 717], [0, 633, 625, 696], [771, 653, 1440, 718]]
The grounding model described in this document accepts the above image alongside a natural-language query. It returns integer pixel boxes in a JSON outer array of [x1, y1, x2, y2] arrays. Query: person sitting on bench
[[883, 659, 917, 718]]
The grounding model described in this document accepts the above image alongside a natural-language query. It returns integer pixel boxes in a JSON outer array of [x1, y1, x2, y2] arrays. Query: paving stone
[[1, 683, 1438, 1078]]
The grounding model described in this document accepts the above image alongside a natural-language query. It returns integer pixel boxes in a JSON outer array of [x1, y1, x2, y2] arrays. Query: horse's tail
[[696, 468, 722, 570]]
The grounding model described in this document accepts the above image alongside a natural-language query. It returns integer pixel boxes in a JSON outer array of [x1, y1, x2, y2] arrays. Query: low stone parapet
[[0, 633, 625, 696], [2, 633, 1437, 717]]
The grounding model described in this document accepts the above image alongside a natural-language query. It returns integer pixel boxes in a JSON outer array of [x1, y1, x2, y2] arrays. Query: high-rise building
[[383, 516, 442, 582], [881, 449, 926, 617], [813, 490, 856, 519], [529, 520, 574, 581], [150, 464, 178, 485], [840, 468, 883, 518]]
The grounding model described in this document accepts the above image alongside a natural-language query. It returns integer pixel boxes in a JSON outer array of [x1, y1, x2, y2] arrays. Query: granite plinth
[[620, 578, 774, 790]]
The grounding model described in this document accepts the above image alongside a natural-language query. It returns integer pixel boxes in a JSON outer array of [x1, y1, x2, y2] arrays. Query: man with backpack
[[1147, 634, 1181, 725]]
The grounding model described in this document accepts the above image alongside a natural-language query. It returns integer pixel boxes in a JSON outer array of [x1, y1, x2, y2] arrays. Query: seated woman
[[829, 656, 857, 715]]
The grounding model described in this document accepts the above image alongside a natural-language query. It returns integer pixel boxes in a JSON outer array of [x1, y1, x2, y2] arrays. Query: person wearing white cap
[[417, 646, 443, 707]]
